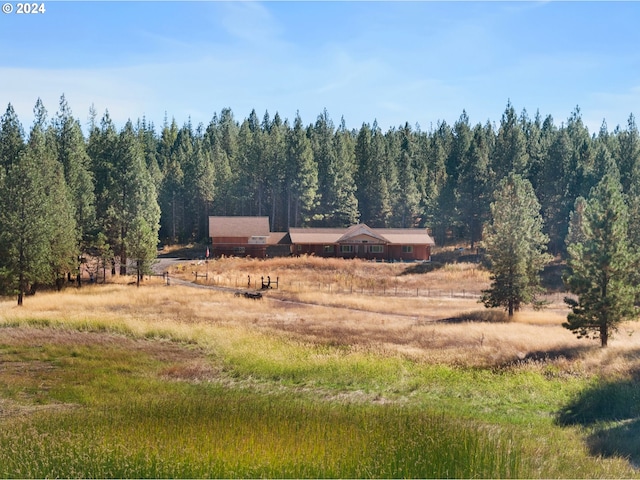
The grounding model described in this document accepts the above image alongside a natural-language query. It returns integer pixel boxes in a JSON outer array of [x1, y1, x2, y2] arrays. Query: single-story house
[[209, 217, 434, 261], [289, 223, 434, 261]]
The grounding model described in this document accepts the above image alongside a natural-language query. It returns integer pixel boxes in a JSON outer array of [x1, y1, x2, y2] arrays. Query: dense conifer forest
[[1, 95, 639, 299]]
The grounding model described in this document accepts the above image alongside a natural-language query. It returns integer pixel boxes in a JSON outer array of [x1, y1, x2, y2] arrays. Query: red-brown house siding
[[295, 244, 430, 261], [387, 244, 430, 261], [212, 237, 267, 258], [212, 236, 250, 244], [294, 244, 333, 257]]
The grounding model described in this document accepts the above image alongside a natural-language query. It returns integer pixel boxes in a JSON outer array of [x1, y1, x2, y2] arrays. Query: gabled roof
[[289, 223, 435, 245], [336, 224, 389, 244], [373, 229, 435, 245], [267, 232, 290, 245], [209, 216, 270, 237]]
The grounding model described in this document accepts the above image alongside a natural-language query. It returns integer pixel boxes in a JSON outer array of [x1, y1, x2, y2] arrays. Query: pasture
[[1, 254, 640, 477]]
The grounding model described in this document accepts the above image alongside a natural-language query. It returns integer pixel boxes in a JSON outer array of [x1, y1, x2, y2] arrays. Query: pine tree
[[0, 103, 25, 176], [565, 196, 588, 248], [422, 121, 451, 243], [0, 124, 51, 305], [263, 112, 287, 230], [482, 173, 551, 317], [615, 114, 640, 193], [444, 112, 472, 239], [107, 121, 160, 274], [137, 117, 162, 190], [564, 174, 638, 347], [183, 129, 215, 240], [125, 215, 158, 287], [31, 99, 78, 289], [395, 123, 420, 227], [540, 128, 572, 255], [456, 124, 493, 247], [355, 123, 391, 227], [158, 121, 186, 242], [331, 117, 359, 227], [285, 113, 317, 227], [236, 116, 258, 216], [493, 102, 529, 179], [87, 110, 119, 252], [216, 108, 240, 216], [203, 112, 234, 218], [310, 109, 338, 225], [53, 95, 96, 247]]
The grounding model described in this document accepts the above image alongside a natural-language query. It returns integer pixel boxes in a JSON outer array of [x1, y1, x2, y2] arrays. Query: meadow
[[1, 253, 640, 477]]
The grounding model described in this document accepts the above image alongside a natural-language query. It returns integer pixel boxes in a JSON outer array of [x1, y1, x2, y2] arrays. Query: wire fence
[[192, 273, 484, 299], [189, 272, 568, 305]]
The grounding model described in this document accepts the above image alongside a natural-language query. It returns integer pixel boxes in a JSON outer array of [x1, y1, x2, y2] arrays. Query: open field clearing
[[1, 256, 640, 477]]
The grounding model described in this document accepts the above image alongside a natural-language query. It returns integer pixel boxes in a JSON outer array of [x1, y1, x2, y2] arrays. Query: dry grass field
[[5, 254, 638, 377], [158, 254, 640, 376], [2, 253, 640, 477]]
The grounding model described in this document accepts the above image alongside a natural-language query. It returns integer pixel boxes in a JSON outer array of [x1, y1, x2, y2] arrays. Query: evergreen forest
[[1, 95, 639, 298]]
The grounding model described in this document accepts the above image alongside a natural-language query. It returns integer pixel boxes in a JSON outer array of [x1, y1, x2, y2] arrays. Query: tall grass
[[0, 389, 521, 478]]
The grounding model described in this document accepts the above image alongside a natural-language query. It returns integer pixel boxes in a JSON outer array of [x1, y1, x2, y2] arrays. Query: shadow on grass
[[400, 262, 444, 275], [556, 374, 640, 465], [158, 245, 207, 260], [520, 345, 592, 362], [438, 310, 509, 324]]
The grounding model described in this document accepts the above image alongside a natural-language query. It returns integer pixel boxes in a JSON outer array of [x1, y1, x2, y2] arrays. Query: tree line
[[2, 95, 640, 309]]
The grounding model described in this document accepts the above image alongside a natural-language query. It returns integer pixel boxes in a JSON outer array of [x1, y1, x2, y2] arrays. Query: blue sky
[[1, 1, 640, 134]]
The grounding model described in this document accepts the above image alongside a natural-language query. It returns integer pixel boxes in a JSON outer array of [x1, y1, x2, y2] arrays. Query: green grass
[[0, 321, 638, 478], [0, 390, 521, 478]]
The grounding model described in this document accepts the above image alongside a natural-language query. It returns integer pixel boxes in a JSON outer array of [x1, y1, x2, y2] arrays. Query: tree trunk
[[600, 324, 609, 347]]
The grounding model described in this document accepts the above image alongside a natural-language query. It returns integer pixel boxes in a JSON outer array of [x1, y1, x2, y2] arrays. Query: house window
[[402, 245, 413, 253], [233, 246, 246, 254], [340, 245, 353, 253], [370, 245, 383, 253], [323, 245, 334, 253]]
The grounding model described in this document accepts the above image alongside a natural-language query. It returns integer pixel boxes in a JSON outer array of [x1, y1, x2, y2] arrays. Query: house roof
[[289, 224, 435, 245], [289, 228, 344, 244], [209, 216, 271, 238], [337, 224, 389, 243], [375, 229, 435, 245], [267, 232, 290, 245]]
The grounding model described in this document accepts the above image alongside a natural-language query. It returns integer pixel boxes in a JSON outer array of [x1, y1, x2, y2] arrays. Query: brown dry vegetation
[[3, 255, 640, 379]]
